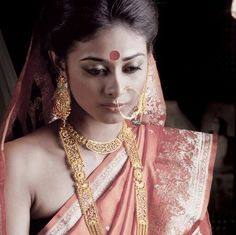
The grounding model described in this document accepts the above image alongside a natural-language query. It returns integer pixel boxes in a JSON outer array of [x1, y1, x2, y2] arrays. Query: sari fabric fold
[[39, 124, 217, 235]]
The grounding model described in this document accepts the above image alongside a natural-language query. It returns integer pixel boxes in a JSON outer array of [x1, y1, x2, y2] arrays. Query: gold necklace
[[59, 122, 148, 235], [73, 125, 123, 155]]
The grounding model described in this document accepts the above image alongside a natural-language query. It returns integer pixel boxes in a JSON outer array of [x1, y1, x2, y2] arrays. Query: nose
[[104, 73, 124, 98]]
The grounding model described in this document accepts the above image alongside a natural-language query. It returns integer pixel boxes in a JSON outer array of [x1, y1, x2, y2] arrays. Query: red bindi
[[109, 50, 120, 61]]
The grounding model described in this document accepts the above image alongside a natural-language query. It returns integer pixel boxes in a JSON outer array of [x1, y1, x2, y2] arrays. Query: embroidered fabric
[[148, 127, 215, 235], [39, 125, 217, 235]]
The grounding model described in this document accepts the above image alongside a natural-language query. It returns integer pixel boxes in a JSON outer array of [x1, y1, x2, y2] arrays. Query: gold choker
[[70, 124, 124, 155]]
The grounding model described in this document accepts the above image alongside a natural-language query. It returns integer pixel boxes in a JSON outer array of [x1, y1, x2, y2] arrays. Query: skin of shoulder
[[4, 122, 64, 234], [4, 122, 62, 183]]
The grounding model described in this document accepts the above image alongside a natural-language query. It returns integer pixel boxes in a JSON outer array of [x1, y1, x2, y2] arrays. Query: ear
[[48, 50, 66, 74]]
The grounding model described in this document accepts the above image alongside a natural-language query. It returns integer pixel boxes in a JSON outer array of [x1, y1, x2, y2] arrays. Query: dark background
[[1, 0, 235, 234], [0, 0, 235, 99]]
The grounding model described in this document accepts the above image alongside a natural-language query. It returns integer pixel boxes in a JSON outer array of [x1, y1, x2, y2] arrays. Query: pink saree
[[0, 35, 217, 234], [37, 124, 216, 235]]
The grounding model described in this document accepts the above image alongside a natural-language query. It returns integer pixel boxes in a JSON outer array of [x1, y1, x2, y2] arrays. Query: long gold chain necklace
[[59, 122, 148, 235]]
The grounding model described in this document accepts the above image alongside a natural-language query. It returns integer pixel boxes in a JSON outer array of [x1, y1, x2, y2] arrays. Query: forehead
[[69, 24, 147, 59]]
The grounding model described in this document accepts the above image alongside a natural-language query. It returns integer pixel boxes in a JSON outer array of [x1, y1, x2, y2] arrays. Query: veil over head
[[0, 28, 166, 233]]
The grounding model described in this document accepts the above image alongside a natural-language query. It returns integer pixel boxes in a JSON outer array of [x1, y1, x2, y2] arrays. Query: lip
[[101, 103, 125, 107], [101, 103, 126, 112]]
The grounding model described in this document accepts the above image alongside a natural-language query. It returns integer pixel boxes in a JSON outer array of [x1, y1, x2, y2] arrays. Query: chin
[[97, 114, 125, 124]]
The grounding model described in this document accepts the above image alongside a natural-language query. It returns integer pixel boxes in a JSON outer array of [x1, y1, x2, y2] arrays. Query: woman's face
[[64, 24, 148, 124]]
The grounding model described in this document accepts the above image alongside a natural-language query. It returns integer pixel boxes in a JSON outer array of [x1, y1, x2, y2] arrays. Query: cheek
[[67, 66, 91, 93], [70, 82, 89, 101], [124, 73, 147, 104], [69, 77, 100, 105], [132, 71, 147, 93]]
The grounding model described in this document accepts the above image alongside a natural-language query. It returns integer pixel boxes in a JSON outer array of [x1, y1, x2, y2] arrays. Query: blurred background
[[0, 0, 235, 234], [155, 1, 236, 234]]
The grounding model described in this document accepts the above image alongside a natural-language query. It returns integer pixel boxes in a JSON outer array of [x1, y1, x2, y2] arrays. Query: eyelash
[[123, 66, 142, 74], [85, 68, 108, 76], [84, 66, 142, 77]]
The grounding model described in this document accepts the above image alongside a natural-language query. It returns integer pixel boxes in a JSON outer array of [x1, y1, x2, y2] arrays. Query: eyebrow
[[122, 53, 145, 61], [80, 53, 145, 62]]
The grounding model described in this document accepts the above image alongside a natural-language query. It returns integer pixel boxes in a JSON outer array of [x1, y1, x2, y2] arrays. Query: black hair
[[35, 0, 158, 77]]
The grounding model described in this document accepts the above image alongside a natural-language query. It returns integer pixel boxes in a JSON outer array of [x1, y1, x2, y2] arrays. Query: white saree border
[[182, 132, 213, 234], [192, 227, 202, 235], [42, 149, 128, 235], [153, 129, 214, 235], [185, 133, 213, 233]]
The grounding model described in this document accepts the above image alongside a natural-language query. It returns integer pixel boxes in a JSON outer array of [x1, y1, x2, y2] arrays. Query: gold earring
[[131, 67, 148, 125], [131, 87, 146, 125], [52, 74, 71, 126]]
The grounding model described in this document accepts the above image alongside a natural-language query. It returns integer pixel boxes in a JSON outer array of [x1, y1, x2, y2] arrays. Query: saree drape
[[38, 124, 217, 235]]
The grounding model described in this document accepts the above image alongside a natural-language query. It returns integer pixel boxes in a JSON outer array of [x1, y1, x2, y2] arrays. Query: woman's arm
[[4, 142, 31, 235]]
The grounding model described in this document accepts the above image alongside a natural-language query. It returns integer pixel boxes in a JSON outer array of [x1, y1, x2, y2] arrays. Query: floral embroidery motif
[[149, 128, 213, 235], [143, 61, 166, 126]]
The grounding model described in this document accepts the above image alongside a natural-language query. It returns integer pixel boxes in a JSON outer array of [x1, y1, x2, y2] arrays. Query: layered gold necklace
[[59, 121, 148, 235]]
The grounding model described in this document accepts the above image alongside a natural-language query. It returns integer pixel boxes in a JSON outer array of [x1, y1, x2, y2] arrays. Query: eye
[[123, 66, 142, 74], [84, 67, 109, 76]]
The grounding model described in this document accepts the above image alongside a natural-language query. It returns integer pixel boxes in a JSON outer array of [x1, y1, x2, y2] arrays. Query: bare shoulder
[[5, 121, 61, 154], [5, 121, 63, 166], [4, 121, 65, 194], [4, 122, 64, 234]]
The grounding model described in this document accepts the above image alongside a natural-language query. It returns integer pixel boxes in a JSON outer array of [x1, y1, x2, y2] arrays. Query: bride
[[0, 0, 217, 234]]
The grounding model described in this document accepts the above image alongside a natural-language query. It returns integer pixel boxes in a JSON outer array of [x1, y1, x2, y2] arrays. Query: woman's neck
[[69, 113, 123, 142]]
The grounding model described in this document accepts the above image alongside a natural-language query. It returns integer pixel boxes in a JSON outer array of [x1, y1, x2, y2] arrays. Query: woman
[[0, 0, 217, 234]]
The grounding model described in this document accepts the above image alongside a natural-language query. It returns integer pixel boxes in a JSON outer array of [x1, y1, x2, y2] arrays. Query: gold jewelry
[[116, 87, 144, 122], [60, 123, 103, 234], [117, 65, 149, 126], [131, 85, 146, 125], [59, 121, 148, 235], [122, 123, 148, 234], [131, 70, 148, 126], [73, 126, 123, 155], [52, 74, 71, 126]]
